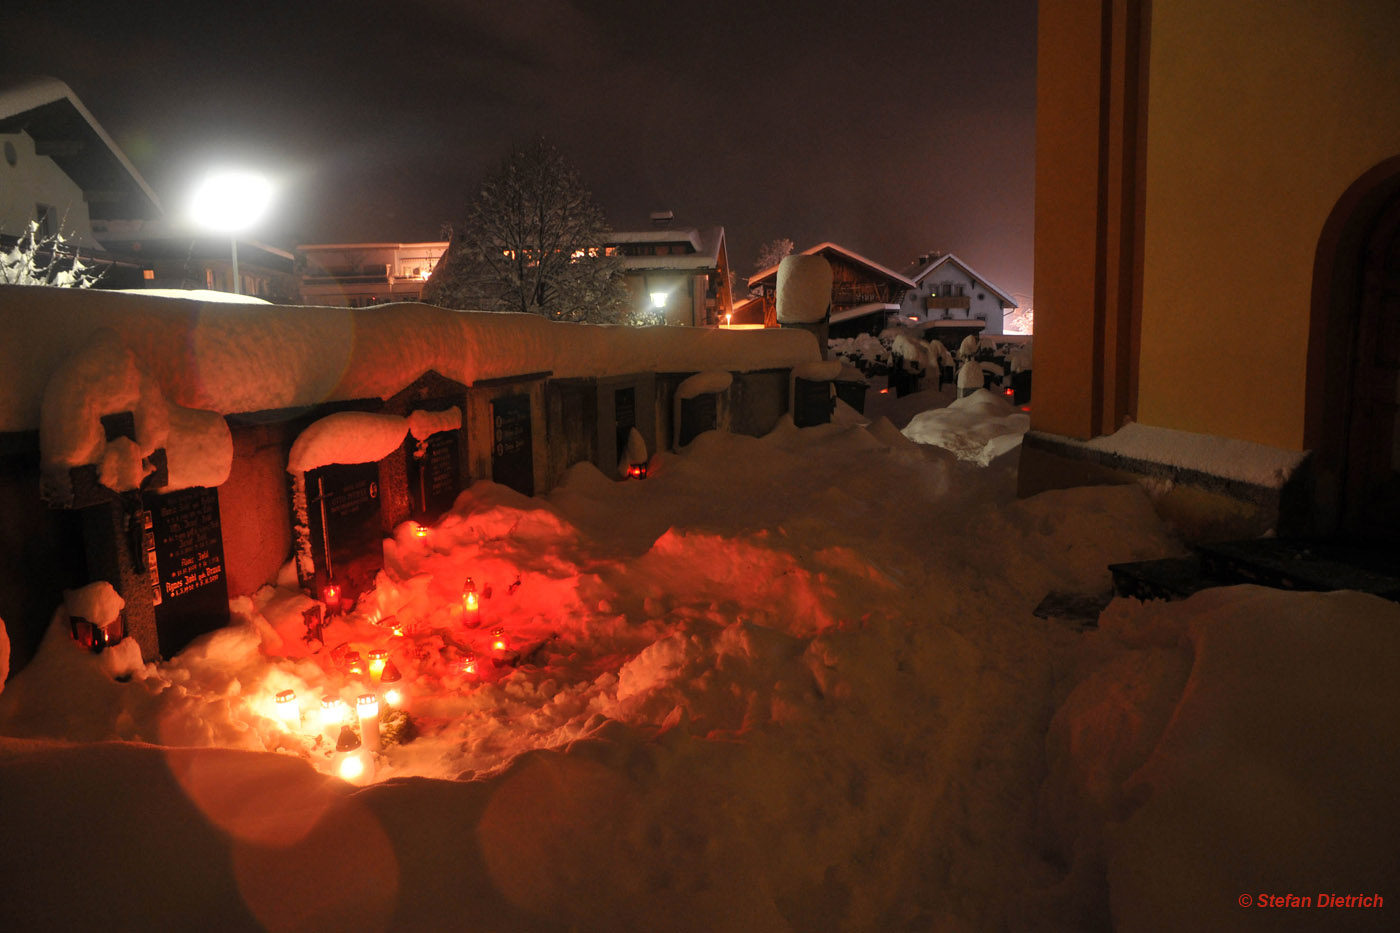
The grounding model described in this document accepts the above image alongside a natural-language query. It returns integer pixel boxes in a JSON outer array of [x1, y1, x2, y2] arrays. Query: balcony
[[927, 296, 971, 310]]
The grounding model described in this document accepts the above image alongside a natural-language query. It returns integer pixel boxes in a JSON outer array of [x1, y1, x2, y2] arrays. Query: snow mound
[[902, 388, 1028, 464], [287, 411, 408, 474], [1084, 421, 1308, 488]]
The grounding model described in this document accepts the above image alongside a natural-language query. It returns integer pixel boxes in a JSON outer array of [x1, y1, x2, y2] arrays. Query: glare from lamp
[[188, 169, 274, 233], [650, 291, 668, 308]]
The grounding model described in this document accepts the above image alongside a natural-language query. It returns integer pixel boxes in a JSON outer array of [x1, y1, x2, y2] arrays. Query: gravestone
[[142, 485, 230, 657], [410, 425, 461, 522], [303, 460, 383, 598], [730, 369, 791, 438], [792, 378, 835, 428], [491, 394, 535, 496], [614, 387, 636, 464], [678, 393, 718, 447]]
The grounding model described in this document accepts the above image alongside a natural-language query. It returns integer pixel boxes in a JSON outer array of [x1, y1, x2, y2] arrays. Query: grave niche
[[409, 420, 462, 522], [142, 485, 230, 657], [678, 393, 718, 447], [545, 379, 598, 486], [301, 459, 384, 599]]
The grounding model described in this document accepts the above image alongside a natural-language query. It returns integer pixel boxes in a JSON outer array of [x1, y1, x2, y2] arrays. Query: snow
[[1081, 421, 1309, 488], [407, 406, 462, 441], [62, 581, 124, 626], [39, 328, 154, 469], [957, 333, 980, 359], [774, 254, 833, 323], [161, 405, 234, 490], [0, 373, 1394, 931], [115, 288, 272, 304], [792, 360, 843, 382], [675, 370, 733, 400], [0, 286, 820, 433], [902, 388, 1030, 464], [624, 426, 649, 465], [286, 412, 410, 475], [956, 359, 984, 389]]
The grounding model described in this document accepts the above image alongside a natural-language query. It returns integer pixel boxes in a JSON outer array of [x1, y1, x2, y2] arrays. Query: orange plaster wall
[[1135, 0, 1400, 450], [1030, 0, 1106, 440]]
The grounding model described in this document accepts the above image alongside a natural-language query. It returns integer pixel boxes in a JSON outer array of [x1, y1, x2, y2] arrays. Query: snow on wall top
[[0, 286, 822, 433], [1083, 422, 1309, 488]]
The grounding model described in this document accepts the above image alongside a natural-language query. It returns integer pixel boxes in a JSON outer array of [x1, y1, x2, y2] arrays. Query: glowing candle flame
[[320, 696, 346, 729], [345, 651, 365, 676], [491, 627, 507, 652], [413, 523, 429, 538], [321, 584, 342, 614], [338, 755, 365, 781], [368, 649, 388, 681], [384, 687, 403, 707], [275, 689, 300, 727]]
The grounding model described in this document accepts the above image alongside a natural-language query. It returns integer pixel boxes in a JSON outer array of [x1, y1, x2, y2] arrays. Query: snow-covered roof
[[0, 285, 820, 433], [829, 302, 900, 324], [0, 76, 162, 221], [748, 242, 916, 290], [905, 253, 1016, 308], [608, 226, 726, 273]]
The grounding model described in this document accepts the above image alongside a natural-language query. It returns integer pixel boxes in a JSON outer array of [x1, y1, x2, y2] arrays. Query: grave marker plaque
[[305, 461, 383, 597], [793, 378, 834, 428], [143, 486, 230, 657], [615, 387, 636, 463], [491, 394, 535, 496], [678, 393, 718, 447], [411, 428, 461, 521]]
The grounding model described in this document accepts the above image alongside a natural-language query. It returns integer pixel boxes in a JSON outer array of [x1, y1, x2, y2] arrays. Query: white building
[[899, 252, 1016, 336], [606, 216, 732, 326], [297, 241, 448, 307]]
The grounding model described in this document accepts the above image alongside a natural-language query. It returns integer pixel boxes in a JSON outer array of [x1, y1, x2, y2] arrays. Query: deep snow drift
[[0, 413, 1396, 932]]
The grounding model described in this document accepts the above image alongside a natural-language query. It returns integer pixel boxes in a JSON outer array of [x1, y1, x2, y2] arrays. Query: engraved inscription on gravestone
[[412, 427, 460, 521], [143, 485, 230, 657], [615, 386, 636, 463], [793, 377, 834, 428], [305, 461, 383, 596], [678, 392, 718, 447], [491, 394, 534, 497]]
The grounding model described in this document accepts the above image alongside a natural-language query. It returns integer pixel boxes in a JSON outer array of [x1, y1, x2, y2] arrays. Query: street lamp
[[188, 169, 273, 295]]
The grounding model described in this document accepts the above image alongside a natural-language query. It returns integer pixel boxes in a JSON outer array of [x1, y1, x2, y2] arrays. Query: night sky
[[6, 0, 1036, 299]]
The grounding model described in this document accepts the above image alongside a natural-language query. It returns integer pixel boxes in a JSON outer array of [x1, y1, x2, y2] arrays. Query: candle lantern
[[462, 653, 477, 677], [357, 694, 381, 753], [344, 651, 365, 677], [334, 725, 372, 783], [627, 462, 648, 480], [462, 577, 480, 626], [380, 660, 405, 708], [368, 649, 389, 681], [413, 523, 430, 539], [321, 583, 343, 616], [320, 695, 347, 738], [275, 689, 301, 728], [490, 627, 508, 654]]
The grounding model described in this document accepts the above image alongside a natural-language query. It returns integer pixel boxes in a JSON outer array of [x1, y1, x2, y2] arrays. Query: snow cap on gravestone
[[776, 254, 833, 324]]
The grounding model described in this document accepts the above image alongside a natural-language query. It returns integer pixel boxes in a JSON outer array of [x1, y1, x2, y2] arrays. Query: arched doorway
[[1307, 157, 1400, 541]]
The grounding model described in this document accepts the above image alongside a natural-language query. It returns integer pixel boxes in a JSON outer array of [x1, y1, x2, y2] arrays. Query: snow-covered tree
[[753, 237, 794, 272], [423, 139, 633, 324], [1, 221, 102, 288]]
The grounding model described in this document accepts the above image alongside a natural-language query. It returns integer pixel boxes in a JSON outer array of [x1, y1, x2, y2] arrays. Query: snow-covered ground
[[0, 401, 1396, 932]]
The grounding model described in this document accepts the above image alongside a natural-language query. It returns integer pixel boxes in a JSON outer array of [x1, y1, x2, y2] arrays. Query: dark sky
[[6, 0, 1037, 300]]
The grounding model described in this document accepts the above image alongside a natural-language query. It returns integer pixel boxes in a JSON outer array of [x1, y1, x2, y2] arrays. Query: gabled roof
[[606, 225, 726, 273], [0, 76, 162, 220], [904, 252, 1016, 307], [748, 241, 916, 290]]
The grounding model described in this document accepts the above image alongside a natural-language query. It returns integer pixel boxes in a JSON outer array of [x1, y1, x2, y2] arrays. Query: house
[[1022, 0, 1400, 544], [747, 242, 915, 338], [899, 251, 1015, 338], [297, 241, 448, 307], [605, 215, 733, 326], [92, 219, 298, 301], [0, 76, 160, 281]]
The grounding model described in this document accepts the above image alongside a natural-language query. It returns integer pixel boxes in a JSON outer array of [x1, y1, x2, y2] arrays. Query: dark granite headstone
[[678, 393, 718, 447], [793, 378, 834, 428], [614, 387, 636, 463], [491, 394, 534, 496], [410, 427, 461, 521], [304, 461, 383, 597], [143, 486, 230, 657]]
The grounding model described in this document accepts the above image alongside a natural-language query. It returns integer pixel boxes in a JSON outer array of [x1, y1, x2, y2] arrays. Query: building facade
[[297, 241, 448, 307]]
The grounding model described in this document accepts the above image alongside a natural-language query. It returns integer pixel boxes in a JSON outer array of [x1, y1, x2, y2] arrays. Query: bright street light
[[188, 169, 274, 295]]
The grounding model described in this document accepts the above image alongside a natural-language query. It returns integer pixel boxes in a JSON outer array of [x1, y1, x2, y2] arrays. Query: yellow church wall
[[1135, 0, 1400, 451]]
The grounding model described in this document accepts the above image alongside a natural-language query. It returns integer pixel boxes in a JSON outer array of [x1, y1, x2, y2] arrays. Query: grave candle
[[321, 583, 343, 616], [380, 660, 405, 708], [357, 694, 381, 753], [490, 627, 508, 655], [345, 651, 365, 677], [462, 653, 477, 677], [320, 696, 347, 738], [368, 649, 389, 681], [334, 726, 371, 783], [275, 689, 301, 728], [462, 578, 480, 626]]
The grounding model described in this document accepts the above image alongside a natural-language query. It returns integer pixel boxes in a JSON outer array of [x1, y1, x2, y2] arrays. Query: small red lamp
[[320, 583, 342, 616]]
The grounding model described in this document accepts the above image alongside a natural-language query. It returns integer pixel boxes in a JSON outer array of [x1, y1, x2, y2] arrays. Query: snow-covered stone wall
[[0, 286, 821, 433]]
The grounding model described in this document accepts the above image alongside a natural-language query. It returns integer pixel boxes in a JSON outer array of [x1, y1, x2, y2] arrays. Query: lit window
[[142, 269, 155, 281]]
